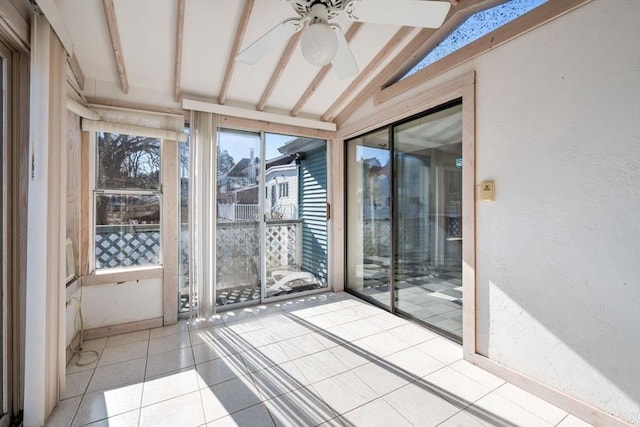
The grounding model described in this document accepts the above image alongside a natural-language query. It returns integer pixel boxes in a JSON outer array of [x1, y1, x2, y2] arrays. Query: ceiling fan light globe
[[301, 22, 338, 67]]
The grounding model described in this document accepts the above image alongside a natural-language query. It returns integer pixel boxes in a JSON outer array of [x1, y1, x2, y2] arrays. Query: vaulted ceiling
[[48, 0, 496, 127]]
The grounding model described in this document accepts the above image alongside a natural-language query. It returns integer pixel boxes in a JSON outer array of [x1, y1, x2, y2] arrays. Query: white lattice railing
[[95, 224, 160, 269]]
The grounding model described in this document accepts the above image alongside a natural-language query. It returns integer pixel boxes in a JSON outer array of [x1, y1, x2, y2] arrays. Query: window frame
[[278, 182, 289, 198], [89, 131, 164, 274]]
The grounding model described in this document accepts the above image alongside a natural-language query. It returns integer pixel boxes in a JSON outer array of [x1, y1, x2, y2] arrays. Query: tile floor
[[47, 292, 592, 427]]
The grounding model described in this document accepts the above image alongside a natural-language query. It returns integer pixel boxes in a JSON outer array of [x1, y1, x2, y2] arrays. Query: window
[[279, 182, 289, 198], [94, 132, 162, 270], [402, 0, 547, 80]]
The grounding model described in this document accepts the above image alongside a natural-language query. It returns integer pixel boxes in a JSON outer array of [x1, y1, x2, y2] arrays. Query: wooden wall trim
[[161, 139, 179, 325], [468, 354, 634, 427], [336, 71, 474, 139], [217, 115, 334, 140], [83, 317, 163, 341]]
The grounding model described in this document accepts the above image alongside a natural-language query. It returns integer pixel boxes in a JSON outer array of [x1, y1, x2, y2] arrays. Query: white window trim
[[88, 131, 164, 276]]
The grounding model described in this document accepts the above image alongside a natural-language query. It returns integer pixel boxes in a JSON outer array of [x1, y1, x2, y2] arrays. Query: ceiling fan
[[235, 0, 451, 79]]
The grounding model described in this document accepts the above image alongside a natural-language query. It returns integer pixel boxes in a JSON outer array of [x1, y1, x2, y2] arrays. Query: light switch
[[480, 181, 495, 201]]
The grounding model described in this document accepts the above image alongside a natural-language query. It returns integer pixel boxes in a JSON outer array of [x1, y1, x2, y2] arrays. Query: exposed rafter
[[333, 6, 460, 125], [220, 0, 255, 105], [102, 0, 129, 94], [290, 22, 363, 118], [321, 26, 413, 122], [256, 31, 302, 112], [173, 0, 185, 102]]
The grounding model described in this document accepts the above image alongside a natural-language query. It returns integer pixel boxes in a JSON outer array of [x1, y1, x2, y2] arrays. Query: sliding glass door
[[394, 104, 463, 338], [346, 101, 463, 340], [345, 129, 391, 309], [214, 130, 328, 307]]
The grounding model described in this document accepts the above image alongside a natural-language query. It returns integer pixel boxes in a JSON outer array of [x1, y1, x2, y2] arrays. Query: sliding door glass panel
[[393, 103, 463, 338], [264, 133, 327, 298], [346, 130, 392, 309], [216, 129, 261, 306]]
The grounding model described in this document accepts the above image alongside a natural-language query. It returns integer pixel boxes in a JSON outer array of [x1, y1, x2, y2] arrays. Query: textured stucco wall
[[342, 0, 640, 423]]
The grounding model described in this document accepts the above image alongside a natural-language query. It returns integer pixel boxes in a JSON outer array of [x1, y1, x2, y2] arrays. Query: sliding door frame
[[338, 72, 476, 351], [213, 126, 331, 310]]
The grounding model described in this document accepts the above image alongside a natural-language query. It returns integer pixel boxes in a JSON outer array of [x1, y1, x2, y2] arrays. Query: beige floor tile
[[340, 397, 413, 427], [148, 332, 191, 356], [352, 360, 412, 396], [556, 414, 594, 427], [206, 403, 274, 427], [449, 360, 506, 390], [139, 391, 205, 427], [44, 396, 81, 427], [385, 345, 444, 378], [311, 371, 378, 415], [250, 360, 311, 399], [383, 381, 460, 426], [495, 383, 567, 425], [142, 368, 200, 407], [423, 366, 492, 406], [416, 336, 463, 365], [292, 349, 349, 384], [264, 385, 338, 427], [98, 340, 148, 367], [149, 321, 191, 339], [86, 358, 146, 393], [72, 383, 142, 426], [61, 369, 93, 400], [82, 409, 140, 427], [471, 392, 553, 426], [196, 353, 248, 388], [200, 375, 262, 422], [106, 330, 150, 348], [145, 346, 194, 378]]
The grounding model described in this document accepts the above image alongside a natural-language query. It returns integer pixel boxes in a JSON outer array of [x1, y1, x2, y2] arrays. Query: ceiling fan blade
[[331, 25, 358, 79], [236, 18, 302, 64], [346, 0, 451, 28]]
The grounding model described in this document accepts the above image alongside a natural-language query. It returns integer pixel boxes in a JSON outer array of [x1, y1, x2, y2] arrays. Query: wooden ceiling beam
[[220, 0, 255, 105], [321, 26, 413, 122], [290, 22, 363, 118], [173, 0, 185, 102], [102, 0, 129, 94], [68, 52, 85, 91], [256, 30, 302, 112]]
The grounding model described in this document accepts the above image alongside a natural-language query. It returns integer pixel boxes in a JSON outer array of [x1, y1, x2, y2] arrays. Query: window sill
[[81, 265, 163, 286]]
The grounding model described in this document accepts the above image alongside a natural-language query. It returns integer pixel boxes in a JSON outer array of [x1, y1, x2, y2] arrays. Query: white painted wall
[[342, 1, 640, 424], [81, 278, 163, 329]]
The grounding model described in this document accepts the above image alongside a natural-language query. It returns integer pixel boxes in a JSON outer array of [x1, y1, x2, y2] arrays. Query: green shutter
[[298, 146, 327, 282]]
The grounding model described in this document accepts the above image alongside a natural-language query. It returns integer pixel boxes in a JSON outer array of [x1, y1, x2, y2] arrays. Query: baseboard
[[83, 317, 163, 341], [65, 331, 81, 365], [467, 353, 633, 427]]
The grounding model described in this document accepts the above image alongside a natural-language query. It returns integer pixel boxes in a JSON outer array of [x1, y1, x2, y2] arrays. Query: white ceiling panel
[[113, 0, 175, 92], [57, 0, 118, 85], [226, 0, 298, 106], [181, 0, 242, 98]]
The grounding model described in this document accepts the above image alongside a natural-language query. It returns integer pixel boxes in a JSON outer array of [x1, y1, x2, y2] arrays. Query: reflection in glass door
[[346, 129, 392, 309], [394, 104, 463, 339], [346, 101, 463, 340]]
